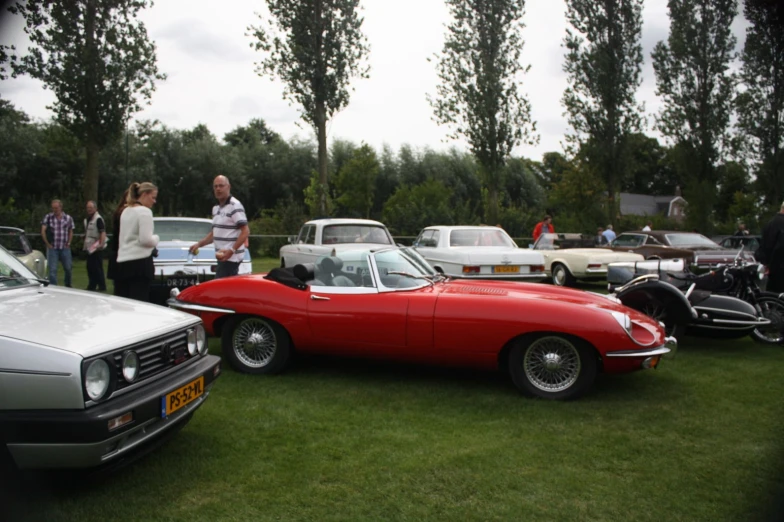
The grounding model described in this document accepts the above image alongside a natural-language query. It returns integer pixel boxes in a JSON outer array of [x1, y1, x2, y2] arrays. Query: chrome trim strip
[[166, 300, 235, 314], [605, 345, 672, 358], [0, 368, 71, 377]]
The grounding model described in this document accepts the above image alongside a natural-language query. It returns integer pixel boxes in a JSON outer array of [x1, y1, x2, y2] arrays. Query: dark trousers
[[216, 261, 240, 279], [114, 276, 151, 302], [86, 251, 107, 291], [767, 270, 784, 294]]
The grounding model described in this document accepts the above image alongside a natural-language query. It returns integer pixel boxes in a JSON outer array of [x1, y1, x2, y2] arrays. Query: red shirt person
[[532, 215, 555, 241]]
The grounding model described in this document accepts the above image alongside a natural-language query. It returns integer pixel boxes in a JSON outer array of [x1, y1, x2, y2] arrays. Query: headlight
[[170, 288, 181, 298], [196, 324, 208, 356], [611, 311, 632, 335], [122, 351, 140, 383], [85, 359, 111, 401], [187, 328, 198, 356]]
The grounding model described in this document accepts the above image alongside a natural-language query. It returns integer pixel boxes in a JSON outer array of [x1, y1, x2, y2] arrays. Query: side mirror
[[288, 235, 296, 244]]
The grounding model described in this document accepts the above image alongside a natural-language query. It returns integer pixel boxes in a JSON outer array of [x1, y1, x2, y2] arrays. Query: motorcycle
[[607, 249, 784, 344]]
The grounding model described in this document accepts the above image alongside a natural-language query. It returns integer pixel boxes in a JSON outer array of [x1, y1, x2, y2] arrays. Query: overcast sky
[[0, 0, 749, 161]]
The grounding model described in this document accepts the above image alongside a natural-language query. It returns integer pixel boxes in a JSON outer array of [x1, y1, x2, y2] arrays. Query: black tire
[[508, 335, 597, 400], [751, 296, 784, 345], [551, 263, 575, 287], [221, 316, 293, 374], [638, 299, 686, 342]]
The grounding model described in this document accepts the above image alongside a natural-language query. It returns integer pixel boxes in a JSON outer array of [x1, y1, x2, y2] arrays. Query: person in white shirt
[[601, 224, 617, 243], [189, 175, 250, 278], [115, 182, 160, 301], [642, 221, 652, 232]]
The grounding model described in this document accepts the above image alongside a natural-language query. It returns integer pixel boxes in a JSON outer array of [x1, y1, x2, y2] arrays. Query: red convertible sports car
[[168, 247, 676, 400]]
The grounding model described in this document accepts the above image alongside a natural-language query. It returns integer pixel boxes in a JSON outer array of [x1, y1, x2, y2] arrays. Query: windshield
[[665, 233, 720, 248], [448, 228, 516, 247], [322, 224, 392, 245], [0, 245, 38, 288], [612, 234, 645, 248], [0, 229, 31, 255], [155, 220, 212, 242]]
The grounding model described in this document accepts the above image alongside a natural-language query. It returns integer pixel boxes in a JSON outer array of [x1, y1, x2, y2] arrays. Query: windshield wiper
[[0, 275, 49, 286]]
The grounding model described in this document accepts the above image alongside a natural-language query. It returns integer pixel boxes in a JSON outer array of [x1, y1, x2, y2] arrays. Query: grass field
[[7, 259, 784, 521]]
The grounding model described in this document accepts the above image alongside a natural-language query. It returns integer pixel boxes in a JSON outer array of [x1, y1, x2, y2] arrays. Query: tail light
[[462, 266, 480, 274], [587, 263, 602, 269], [530, 265, 545, 273]]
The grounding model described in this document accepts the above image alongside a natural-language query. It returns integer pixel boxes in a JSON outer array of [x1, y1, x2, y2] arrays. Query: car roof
[[424, 225, 503, 231], [0, 226, 24, 233], [304, 218, 387, 226], [154, 217, 212, 223]]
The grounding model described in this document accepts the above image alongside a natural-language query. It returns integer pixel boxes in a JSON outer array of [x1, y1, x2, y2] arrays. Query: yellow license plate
[[162, 376, 204, 417], [494, 266, 520, 273]]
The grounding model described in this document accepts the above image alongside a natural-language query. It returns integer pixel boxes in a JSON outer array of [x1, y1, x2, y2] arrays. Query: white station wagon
[[413, 225, 546, 281], [280, 218, 395, 268], [0, 244, 221, 472]]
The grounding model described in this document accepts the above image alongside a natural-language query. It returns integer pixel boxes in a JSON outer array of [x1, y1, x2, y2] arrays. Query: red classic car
[[168, 247, 676, 400]]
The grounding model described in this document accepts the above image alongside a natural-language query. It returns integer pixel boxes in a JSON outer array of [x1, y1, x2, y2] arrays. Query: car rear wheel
[[508, 335, 597, 400], [551, 263, 575, 287], [221, 316, 292, 374]]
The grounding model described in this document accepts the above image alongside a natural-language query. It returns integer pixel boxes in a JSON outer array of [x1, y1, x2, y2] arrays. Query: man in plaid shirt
[[41, 199, 75, 286]]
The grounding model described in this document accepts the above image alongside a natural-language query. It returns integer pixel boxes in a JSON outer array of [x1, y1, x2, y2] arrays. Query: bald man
[[190, 175, 250, 278]]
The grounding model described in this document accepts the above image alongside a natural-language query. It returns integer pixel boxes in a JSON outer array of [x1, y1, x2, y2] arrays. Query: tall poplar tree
[[651, 0, 738, 233], [7, 0, 164, 205], [429, 0, 537, 225], [736, 0, 784, 211], [249, 0, 370, 217], [562, 0, 645, 226]]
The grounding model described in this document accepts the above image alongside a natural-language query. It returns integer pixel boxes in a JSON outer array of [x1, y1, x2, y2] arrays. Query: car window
[[664, 233, 718, 247], [449, 229, 514, 247], [612, 234, 644, 248], [322, 225, 392, 245], [415, 230, 436, 247], [155, 220, 212, 242], [0, 246, 37, 288], [0, 231, 29, 255], [304, 225, 316, 245], [431, 230, 440, 246]]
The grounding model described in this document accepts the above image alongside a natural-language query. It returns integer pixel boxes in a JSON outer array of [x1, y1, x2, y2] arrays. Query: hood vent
[[445, 285, 508, 296]]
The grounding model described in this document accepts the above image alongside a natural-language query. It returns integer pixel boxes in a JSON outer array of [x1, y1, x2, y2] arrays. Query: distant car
[[279, 218, 394, 267], [717, 235, 761, 254], [169, 246, 675, 401], [151, 217, 252, 304], [609, 230, 755, 270], [412, 225, 546, 280], [531, 233, 645, 286], [0, 226, 47, 279], [0, 243, 221, 472]]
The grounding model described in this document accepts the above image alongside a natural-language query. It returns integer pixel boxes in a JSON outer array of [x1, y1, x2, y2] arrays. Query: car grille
[[111, 328, 195, 392]]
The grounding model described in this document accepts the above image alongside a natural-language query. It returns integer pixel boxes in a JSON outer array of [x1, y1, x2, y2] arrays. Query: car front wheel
[[551, 263, 575, 287], [508, 335, 597, 400], [221, 316, 292, 374]]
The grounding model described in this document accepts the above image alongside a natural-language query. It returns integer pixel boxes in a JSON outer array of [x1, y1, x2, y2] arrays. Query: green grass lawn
[[12, 260, 784, 521]]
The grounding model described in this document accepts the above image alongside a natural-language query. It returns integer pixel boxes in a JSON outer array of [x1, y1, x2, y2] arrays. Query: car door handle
[[310, 295, 330, 301]]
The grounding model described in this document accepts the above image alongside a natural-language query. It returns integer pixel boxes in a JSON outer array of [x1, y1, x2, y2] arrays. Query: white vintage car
[[413, 225, 546, 280], [0, 226, 47, 279], [279, 218, 395, 267], [532, 233, 645, 286], [151, 217, 252, 304], [0, 244, 221, 472]]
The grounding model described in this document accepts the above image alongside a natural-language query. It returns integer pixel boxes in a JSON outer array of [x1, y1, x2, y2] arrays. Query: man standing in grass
[[189, 175, 250, 278], [41, 199, 74, 286]]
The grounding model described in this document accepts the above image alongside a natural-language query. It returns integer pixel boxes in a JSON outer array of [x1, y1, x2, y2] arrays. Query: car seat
[[316, 256, 356, 287]]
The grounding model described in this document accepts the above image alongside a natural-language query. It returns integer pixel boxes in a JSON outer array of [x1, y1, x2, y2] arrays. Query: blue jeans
[[47, 248, 73, 287]]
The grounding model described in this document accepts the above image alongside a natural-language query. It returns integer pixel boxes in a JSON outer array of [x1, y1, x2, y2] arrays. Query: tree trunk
[[315, 100, 328, 216], [83, 139, 100, 205]]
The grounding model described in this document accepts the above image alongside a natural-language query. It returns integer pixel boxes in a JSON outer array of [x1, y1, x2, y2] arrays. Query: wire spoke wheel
[[232, 318, 278, 369], [752, 298, 784, 344], [640, 301, 682, 339], [523, 336, 581, 393]]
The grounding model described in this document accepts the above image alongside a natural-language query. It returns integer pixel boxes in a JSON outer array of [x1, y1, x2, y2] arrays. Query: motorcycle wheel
[[751, 295, 784, 345], [640, 300, 686, 342]]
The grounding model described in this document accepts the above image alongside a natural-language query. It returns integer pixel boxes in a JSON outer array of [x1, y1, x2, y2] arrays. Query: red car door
[[306, 289, 438, 359]]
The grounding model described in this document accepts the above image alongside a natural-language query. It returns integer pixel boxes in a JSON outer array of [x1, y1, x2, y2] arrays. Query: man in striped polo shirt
[[189, 175, 250, 278]]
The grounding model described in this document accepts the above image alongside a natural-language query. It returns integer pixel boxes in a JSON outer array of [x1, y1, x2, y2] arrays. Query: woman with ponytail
[[115, 182, 160, 301]]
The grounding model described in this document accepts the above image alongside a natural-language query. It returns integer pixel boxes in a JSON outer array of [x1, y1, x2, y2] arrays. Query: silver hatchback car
[[0, 244, 221, 471]]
